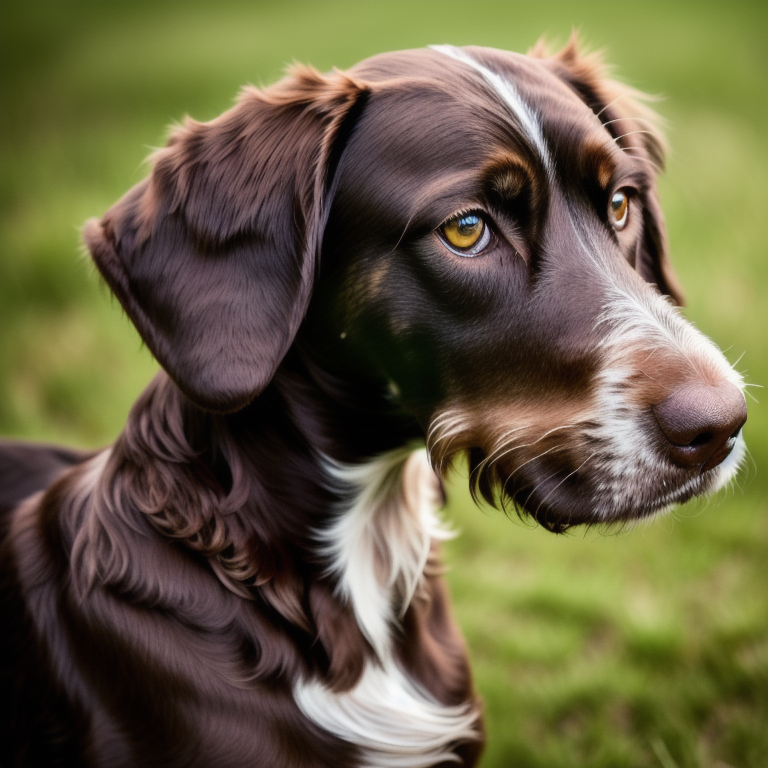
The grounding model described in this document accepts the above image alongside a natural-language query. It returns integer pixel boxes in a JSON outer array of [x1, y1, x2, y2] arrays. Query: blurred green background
[[1, 2, 766, 766]]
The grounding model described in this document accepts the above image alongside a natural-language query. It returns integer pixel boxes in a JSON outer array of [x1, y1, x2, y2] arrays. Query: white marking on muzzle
[[566, 203, 747, 513]]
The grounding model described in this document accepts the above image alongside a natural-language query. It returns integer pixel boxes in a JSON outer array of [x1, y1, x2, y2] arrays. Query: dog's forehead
[[339, 47, 613, 217], [349, 46, 603, 157], [352, 45, 571, 98]]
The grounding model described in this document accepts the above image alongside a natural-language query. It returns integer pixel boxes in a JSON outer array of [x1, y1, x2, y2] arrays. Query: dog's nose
[[653, 382, 747, 472]]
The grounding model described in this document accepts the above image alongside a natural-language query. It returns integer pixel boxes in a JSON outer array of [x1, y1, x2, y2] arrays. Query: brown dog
[[0, 41, 746, 767]]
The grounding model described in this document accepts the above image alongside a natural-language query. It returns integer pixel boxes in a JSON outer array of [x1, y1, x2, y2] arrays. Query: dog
[[0, 40, 747, 767]]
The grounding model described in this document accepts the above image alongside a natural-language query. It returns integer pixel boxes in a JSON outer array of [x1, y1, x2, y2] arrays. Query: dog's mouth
[[468, 446, 732, 532], [463, 443, 602, 533], [428, 410, 745, 533]]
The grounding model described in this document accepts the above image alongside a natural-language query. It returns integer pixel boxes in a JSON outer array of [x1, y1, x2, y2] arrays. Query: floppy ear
[[84, 67, 367, 411], [534, 36, 685, 305]]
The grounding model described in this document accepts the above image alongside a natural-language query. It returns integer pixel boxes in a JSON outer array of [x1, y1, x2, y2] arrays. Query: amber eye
[[609, 190, 630, 231], [439, 213, 491, 256]]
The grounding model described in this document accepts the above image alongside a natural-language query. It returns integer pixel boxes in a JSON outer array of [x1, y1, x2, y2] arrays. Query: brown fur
[[0, 41, 745, 766]]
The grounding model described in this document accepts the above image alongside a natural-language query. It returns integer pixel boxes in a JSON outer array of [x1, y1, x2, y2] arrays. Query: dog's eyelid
[[437, 206, 489, 228], [608, 165, 649, 195]]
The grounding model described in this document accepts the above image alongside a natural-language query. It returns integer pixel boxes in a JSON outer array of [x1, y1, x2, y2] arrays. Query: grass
[[2, 2, 767, 766], [445, 477, 768, 767]]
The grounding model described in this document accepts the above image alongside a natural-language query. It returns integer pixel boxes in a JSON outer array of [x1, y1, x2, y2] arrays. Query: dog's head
[[84, 42, 746, 531]]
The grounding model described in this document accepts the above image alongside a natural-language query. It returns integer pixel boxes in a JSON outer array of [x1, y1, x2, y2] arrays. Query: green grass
[[2, 2, 767, 766]]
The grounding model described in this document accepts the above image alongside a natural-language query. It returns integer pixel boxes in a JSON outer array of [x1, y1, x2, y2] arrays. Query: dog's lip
[[487, 451, 717, 528]]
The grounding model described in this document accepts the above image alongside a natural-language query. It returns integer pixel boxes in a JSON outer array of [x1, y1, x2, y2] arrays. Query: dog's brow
[[484, 154, 533, 200], [431, 44, 554, 178]]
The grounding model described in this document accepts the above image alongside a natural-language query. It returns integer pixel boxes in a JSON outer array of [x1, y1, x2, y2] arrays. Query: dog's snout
[[653, 382, 747, 472]]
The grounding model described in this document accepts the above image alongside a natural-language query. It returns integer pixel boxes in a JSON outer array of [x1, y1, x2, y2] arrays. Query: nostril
[[653, 382, 747, 472], [687, 431, 712, 448]]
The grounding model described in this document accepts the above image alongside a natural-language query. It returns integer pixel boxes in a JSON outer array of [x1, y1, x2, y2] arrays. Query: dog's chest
[[294, 448, 479, 765]]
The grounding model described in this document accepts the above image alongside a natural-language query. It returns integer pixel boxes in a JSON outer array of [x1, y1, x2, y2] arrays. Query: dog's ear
[[84, 67, 367, 411], [534, 36, 685, 305]]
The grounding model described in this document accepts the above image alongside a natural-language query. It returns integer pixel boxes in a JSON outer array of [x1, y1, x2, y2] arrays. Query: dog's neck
[[271, 346, 425, 462], [67, 363, 440, 675]]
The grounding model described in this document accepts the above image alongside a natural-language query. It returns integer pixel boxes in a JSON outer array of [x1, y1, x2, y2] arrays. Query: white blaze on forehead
[[430, 44, 554, 177]]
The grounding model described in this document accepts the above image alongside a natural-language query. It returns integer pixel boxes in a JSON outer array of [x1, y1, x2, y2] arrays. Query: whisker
[[724, 349, 747, 368], [426, 413, 468, 453], [594, 93, 630, 120], [503, 444, 567, 481], [730, 350, 747, 369], [614, 147, 659, 169], [489, 423, 573, 460], [471, 426, 528, 479], [531, 452, 596, 520], [499, 444, 569, 500], [745, 446, 758, 481], [482, 424, 575, 474], [613, 129, 656, 143], [614, 143, 655, 156], [601, 116, 658, 129], [486, 425, 528, 453], [740, 382, 761, 404]]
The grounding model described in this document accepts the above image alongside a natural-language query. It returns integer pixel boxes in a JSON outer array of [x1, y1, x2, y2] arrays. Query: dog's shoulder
[[0, 439, 92, 517]]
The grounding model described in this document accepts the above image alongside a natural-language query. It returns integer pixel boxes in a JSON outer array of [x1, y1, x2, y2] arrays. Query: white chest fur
[[294, 448, 478, 766]]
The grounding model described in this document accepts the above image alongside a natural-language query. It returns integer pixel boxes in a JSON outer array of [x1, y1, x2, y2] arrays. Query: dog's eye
[[438, 213, 492, 256], [609, 190, 630, 231]]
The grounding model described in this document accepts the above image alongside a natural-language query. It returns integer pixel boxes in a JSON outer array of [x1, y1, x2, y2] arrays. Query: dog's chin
[[502, 477, 703, 533], [469, 437, 745, 534]]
